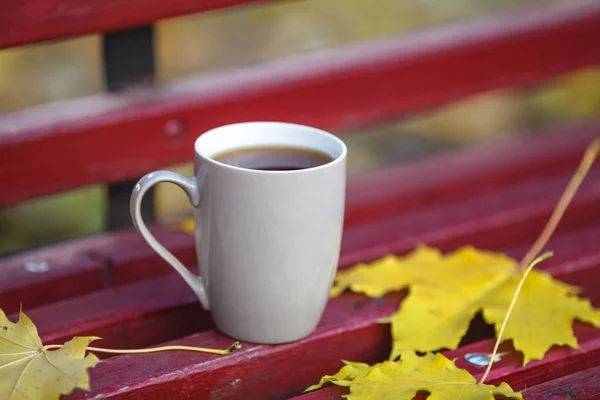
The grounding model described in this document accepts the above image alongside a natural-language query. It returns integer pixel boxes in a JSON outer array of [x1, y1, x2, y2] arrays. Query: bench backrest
[[1, 1, 599, 223]]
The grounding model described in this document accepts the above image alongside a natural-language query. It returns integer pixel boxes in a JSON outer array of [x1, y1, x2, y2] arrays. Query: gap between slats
[[0, 227, 196, 315]]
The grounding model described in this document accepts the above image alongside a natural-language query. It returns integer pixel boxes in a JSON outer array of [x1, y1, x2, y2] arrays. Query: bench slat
[[0, 226, 195, 314], [340, 165, 600, 265], [31, 275, 207, 355], [519, 365, 600, 399], [1, 2, 599, 207], [346, 124, 598, 227], [0, 0, 280, 49]]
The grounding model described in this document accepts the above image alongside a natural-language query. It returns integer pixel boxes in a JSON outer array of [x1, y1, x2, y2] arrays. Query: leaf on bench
[[329, 245, 443, 297], [480, 267, 600, 364], [332, 245, 600, 364], [0, 307, 242, 399], [0, 309, 100, 400], [306, 350, 522, 400], [306, 360, 372, 391]]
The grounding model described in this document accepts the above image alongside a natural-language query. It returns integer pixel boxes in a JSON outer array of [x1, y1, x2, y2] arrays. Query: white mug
[[130, 122, 347, 344]]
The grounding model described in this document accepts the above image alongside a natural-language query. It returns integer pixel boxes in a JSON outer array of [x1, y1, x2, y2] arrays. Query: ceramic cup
[[130, 122, 346, 344]]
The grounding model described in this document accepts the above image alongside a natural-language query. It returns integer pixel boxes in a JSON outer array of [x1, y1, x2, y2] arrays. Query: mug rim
[[194, 121, 347, 174]]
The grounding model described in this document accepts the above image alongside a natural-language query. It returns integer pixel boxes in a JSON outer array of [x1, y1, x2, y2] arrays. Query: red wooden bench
[[1, 1, 600, 399]]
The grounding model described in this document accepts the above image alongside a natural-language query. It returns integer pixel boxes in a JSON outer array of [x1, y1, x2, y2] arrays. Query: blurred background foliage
[[1, 0, 599, 254]]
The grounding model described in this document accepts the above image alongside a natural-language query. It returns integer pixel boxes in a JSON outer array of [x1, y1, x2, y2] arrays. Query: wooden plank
[[0, 225, 195, 314], [340, 164, 600, 266], [0, 0, 282, 49], [1, 2, 599, 207], [521, 365, 600, 400], [64, 245, 600, 400], [30, 274, 207, 355], [70, 295, 394, 400], [345, 124, 599, 227]]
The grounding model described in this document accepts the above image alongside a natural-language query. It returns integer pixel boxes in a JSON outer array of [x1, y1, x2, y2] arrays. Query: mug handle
[[130, 170, 210, 310]]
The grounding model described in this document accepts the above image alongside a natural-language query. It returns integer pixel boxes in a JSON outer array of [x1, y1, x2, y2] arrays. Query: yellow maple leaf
[[330, 245, 442, 297], [332, 245, 600, 364], [307, 351, 522, 400], [481, 268, 600, 364], [0, 309, 100, 400], [0, 306, 240, 399], [305, 360, 372, 391], [387, 247, 516, 360]]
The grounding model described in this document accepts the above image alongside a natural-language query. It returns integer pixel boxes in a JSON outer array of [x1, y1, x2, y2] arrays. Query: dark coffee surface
[[213, 146, 333, 171]]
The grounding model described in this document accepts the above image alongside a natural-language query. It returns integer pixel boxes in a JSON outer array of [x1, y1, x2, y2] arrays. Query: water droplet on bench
[[543, 389, 575, 399], [24, 261, 50, 273], [464, 352, 503, 366]]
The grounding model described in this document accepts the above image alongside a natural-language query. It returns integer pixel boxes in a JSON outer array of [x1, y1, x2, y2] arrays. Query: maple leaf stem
[[43, 341, 242, 356], [519, 138, 599, 270], [479, 251, 553, 384]]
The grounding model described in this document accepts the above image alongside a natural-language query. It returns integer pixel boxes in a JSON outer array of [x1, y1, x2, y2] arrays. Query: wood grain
[[521, 365, 600, 400], [29, 274, 208, 355], [1, 2, 599, 207], [340, 165, 600, 266], [0, 225, 195, 314], [344, 124, 598, 228]]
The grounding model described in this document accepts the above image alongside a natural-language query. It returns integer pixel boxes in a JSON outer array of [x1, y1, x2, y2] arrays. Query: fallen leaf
[[481, 268, 600, 364], [0, 309, 100, 400], [307, 351, 522, 400], [383, 247, 515, 360], [330, 245, 442, 297], [332, 245, 600, 364], [305, 360, 372, 391]]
